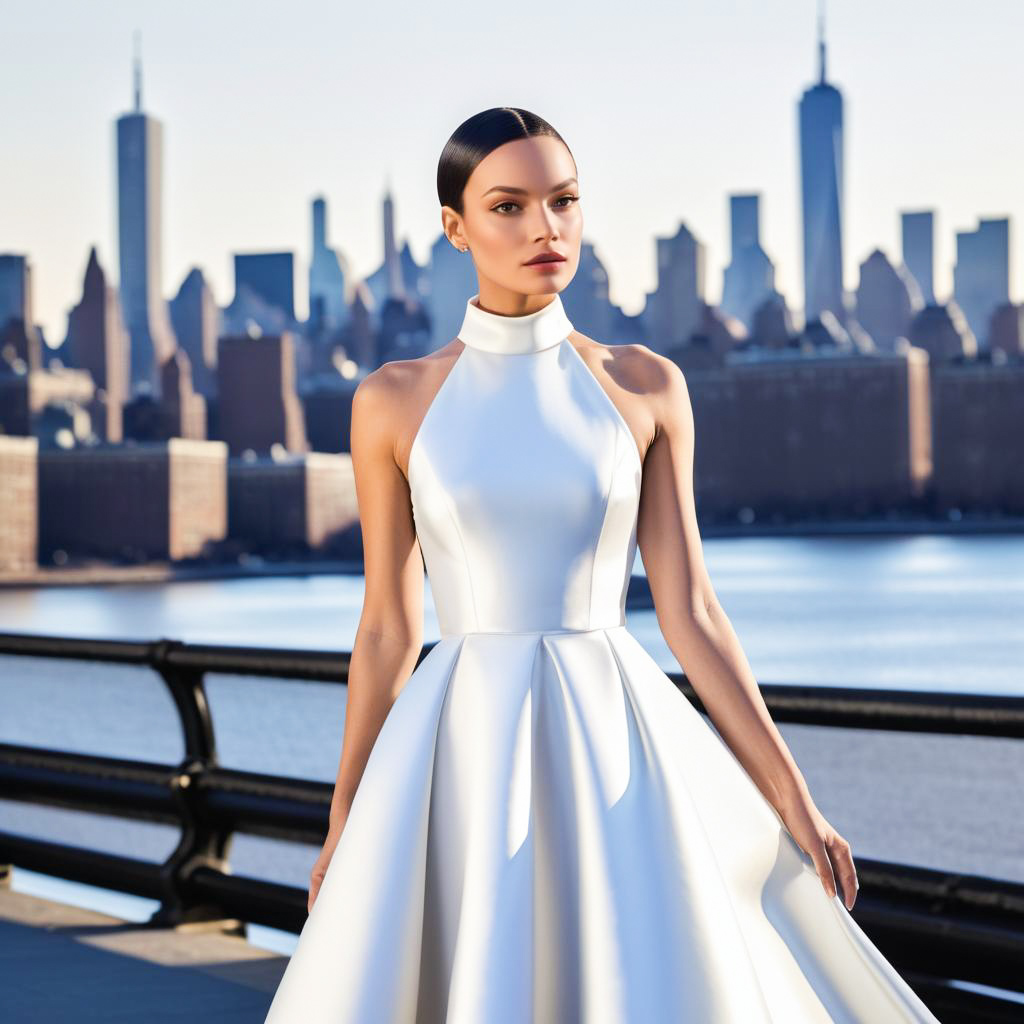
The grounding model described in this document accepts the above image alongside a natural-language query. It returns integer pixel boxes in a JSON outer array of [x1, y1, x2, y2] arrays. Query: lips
[[525, 252, 566, 265]]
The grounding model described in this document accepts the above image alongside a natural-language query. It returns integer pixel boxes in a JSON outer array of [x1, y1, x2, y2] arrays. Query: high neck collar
[[457, 293, 573, 355]]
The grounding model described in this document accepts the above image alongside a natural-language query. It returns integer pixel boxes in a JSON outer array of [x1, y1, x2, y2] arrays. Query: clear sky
[[2, 0, 1021, 346]]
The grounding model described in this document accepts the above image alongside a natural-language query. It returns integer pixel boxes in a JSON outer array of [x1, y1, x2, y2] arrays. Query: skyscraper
[[953, 217, 1011, 349], [65, 247, 128, 441], [855, 249, 921, 352], [233, 253, 296, 321], [309, 196, 348, 329], [382, 183, 405, 301], [0, 254, 42, 371], [720, 194, 778, 332], [169, 267, 219, 399], [644, 222, 706, 354], [115, 33, 176, 397], [901, 210, 935, 304], [798, 4, 845, 326]]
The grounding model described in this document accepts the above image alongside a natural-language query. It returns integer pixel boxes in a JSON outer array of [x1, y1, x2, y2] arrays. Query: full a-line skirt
[[264, 625, 940, 1023]]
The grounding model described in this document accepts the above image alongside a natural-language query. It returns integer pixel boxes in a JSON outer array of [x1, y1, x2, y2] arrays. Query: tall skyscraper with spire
[[382, 182, 406, 301], [798, 3, 846, 326], [116, 31, 176, 397]]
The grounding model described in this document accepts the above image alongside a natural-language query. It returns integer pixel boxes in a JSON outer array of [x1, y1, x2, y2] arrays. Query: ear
[[440, 206, 467, 252]]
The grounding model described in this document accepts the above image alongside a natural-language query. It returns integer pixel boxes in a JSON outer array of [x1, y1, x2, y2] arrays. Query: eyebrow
[[481, 177, 578, 198]]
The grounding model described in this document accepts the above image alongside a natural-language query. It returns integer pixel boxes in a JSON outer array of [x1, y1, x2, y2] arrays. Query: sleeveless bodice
[[408, 293, 642, 637]]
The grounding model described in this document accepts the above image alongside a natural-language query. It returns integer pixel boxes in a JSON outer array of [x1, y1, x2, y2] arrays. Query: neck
[[457, 293, 574, 355]]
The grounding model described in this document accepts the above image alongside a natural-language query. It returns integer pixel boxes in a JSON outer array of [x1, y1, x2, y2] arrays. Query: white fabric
[[265, 293, 941, 1022]]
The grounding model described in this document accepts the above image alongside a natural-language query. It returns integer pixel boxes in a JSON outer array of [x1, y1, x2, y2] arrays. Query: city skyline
[[2, 0, 1021, 346]]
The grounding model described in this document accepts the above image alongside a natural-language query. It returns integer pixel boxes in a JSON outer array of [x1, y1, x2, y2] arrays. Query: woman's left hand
[[778, 793, 859, 910]]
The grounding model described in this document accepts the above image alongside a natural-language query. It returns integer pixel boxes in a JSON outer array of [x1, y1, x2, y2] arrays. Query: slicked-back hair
[[437, 107, 574, 215]]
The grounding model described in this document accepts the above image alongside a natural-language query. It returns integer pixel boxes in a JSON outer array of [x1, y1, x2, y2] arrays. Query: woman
[[264, 107, 941, 1022]]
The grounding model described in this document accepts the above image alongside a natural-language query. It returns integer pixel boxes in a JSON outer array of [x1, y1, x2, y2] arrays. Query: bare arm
[[635, 351, 858, 910], [308, 366, 425, 908]]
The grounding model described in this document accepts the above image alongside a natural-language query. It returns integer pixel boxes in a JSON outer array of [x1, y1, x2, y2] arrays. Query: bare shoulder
[[566, 333, 685, 460], [569, 331, 688, 440], [573, 332, 680, 388], [353, 340, 463, 418], [353, 340, 464, 475]]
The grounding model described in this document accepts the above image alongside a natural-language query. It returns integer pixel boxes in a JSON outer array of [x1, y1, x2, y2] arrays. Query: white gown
[[264, 293, 941, 1023]]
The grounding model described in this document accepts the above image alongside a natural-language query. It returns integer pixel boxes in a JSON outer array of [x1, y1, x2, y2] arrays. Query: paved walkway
[[0, 886, 286, 1022]]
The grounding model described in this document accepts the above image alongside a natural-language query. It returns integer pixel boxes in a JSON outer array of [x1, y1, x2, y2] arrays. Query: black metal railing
[[1, 631, 1022, 1024]]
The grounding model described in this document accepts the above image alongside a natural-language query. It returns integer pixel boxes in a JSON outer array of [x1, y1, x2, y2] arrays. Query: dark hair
[[437, 107, 575, 215]]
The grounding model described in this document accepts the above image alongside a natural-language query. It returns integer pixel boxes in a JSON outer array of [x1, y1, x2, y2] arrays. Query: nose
[[532, 207, 559, 242]]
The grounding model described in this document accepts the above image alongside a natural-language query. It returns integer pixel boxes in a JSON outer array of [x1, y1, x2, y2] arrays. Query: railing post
[[147, 638, 240, 932]]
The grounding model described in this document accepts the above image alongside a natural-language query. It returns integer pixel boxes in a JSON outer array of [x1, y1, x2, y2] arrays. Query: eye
[[491, 194, 580, 214]]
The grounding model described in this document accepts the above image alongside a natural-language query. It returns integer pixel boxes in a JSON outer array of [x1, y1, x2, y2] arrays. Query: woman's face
[[442, 135, 582, 309]]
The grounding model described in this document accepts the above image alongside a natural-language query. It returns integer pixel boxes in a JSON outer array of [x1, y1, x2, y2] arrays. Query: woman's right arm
[[324, 365, 426, 838]]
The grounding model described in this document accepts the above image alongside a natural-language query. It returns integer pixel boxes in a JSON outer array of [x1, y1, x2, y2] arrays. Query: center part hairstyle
[[436, 107, 576, 215]]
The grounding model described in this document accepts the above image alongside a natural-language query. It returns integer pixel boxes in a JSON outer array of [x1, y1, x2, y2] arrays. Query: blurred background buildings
[[1, 20, 1021, 575]]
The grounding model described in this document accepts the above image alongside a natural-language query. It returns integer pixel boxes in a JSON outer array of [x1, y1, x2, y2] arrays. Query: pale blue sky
[[3, 0, 1021, 345]]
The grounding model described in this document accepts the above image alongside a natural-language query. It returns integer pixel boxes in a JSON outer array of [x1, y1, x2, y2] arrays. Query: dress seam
[[587, 417, 620, 631], [441, 625, 625, 638], [436, 481, 480, 631]]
